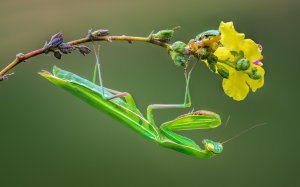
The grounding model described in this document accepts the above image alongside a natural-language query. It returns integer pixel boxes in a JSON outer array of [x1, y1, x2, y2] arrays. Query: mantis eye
[[214, 144, 223, 153]]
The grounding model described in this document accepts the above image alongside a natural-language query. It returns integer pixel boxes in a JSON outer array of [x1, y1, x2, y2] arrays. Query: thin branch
[[0, 35, 169, 81]]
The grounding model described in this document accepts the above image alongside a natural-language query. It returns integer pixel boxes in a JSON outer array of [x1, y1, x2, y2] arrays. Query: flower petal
[[219, 22, 261, 63], [214, 47, 234, 61], [241, 39, 261, 63], [219, 21, 245, 52], [222, 68, 250, 101]]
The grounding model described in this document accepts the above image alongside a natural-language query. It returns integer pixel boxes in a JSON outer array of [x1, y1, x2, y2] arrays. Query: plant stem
[[0, 35, 170, 81]]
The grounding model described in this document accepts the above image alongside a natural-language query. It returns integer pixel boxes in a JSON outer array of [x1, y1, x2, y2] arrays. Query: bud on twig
[[58, 43, 74, 54], [87, 29, 110, 39], [48, 32, 63, 48], [75, 45, 91, 56], [53, 51, 62, 59], [152, 29, 174, 41], [168, 41, 188, 66], [170, 41, 187, 53]]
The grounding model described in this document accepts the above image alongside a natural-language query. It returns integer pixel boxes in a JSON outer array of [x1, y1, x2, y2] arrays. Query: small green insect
[[195, 30, 221, 42]]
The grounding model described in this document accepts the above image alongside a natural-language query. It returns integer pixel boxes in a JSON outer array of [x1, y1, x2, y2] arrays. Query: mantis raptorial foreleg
[[146, 62, 195, 126]]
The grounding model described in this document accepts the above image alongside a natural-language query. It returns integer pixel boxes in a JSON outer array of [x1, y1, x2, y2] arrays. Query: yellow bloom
[[213, 21, 265, 101]]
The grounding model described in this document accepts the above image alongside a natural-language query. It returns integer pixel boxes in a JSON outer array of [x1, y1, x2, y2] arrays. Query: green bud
[[170, 41, 187, 53], [152, 30, 174, 40], [207, 55, 218, 64], [217, 65, 229, 79], [175, 55, 186, 66], [247, 67, 262, 80], [200, 47, 210, 59], [209, 63, 216, 72], [236, 58, 250, 71], [169, 50, 186, 66]]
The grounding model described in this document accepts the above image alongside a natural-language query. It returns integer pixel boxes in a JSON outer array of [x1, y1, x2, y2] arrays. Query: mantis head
[[202, 139, 223, 154]]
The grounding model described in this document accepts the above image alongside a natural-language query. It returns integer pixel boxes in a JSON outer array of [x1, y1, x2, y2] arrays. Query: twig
[[0, 34, 169, 81]]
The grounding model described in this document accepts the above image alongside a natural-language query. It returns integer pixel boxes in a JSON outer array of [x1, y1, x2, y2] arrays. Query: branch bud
[[53, 51, 62, 59], [48, 32, 63, 48], [170, 41, 187, 53], [58, 43, 74, 54], [152, 29, 174, 41], [169, 51, 186, 66], [88, 29, 110, 39], [75, 45, 91, 56]]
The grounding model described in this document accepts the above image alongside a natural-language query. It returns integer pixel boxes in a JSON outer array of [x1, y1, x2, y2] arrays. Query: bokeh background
[[0, 0, 299, 186]]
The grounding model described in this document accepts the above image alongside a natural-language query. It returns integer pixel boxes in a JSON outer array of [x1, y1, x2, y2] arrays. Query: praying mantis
[[39, 64, 223, 159]]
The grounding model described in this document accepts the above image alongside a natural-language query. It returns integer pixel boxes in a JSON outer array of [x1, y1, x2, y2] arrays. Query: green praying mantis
[[39, 30, 265, 159], [40, 64, 224, 159]]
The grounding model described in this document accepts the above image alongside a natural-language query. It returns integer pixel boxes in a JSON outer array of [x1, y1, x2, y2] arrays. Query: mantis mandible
[[40, 65, 224, 159]]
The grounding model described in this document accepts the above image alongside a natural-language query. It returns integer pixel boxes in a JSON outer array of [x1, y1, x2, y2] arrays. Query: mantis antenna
[[221, 122, 267, 144], [217, 115, 230, 142]]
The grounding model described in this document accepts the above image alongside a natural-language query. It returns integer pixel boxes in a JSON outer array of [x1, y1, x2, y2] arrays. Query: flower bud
[[236, 58, 250, 71], [175, 55, 186, 66], [207, 55, 218, 64], [169, 51, 186, 66], [217, 65, 229, 79], [152, 30, 174, 41], [92, 29, 109, 37], [87, 29, 110, 39], [209, 63, 216, 72], [247, 67, 262, 80], [58, 43, 74, 54], [75, 45, 91, 56], [170, 41, 187, 53], [49, 32, 63, 48], [200, 47, 210, 59], [53, 51, 62, 59]]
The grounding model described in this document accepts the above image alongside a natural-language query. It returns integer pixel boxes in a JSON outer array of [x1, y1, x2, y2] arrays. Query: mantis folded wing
[[39, 66, 223, 159]]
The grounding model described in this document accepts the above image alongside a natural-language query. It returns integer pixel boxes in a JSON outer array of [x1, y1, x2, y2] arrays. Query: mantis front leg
[[147, 68, 192, 126]]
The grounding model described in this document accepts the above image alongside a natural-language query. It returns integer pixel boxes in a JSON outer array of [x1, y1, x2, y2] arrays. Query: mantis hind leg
[[105, 87, 137, 108], [104, 87, 143, 116]]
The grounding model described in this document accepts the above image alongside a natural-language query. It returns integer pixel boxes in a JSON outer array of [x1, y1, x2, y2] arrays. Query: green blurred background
[[0, 0, 298, 186]]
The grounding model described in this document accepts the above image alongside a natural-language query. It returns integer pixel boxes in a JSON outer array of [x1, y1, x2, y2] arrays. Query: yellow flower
[[213, 21, 265, 101]]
